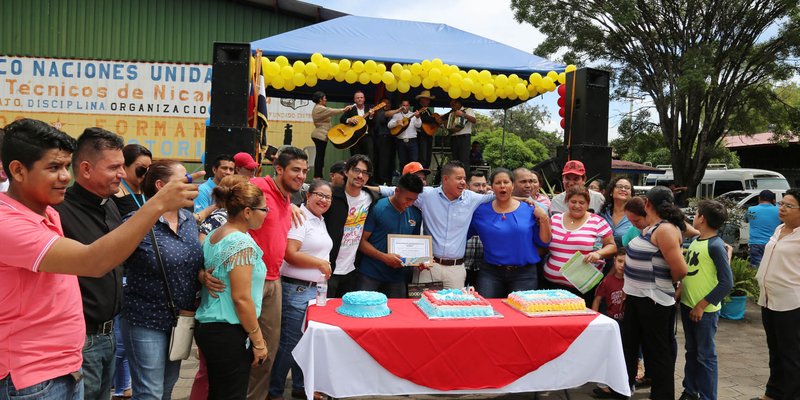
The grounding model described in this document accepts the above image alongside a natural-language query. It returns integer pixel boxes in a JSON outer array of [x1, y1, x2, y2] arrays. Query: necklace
[[494, 200, 516, 220]]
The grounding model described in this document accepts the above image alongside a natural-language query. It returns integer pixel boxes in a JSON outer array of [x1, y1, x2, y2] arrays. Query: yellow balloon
[[428, 67, 442, 81], [432, 58, 443, 67], [519, 90, 530, 101], [400, 69, 412, 82], [508, 92, 518, 100], [439, 79, 450, 90], [293, 60, 306, 73], [422, 78, 434, 89], [449, 72, 462, 87], [280, 65, 294, 80], [358, 72, 370, 85], [339, 59, 351, 72], [495, 74, 508, 87], [467, 69, 479, 81], [249, 57, 255, 76], [370, 72, 382, 84], [334, 71, 346, 82], [478, 70, 492, 84], [293, 73, 305, 86], [391, 63, 403, 76], [514, 83, 527, 96], [306, 75, 318, 87], [421, 59, 432, 71], [382, 71, 395, 85], [385, 81, 398, 91], [316, 67, 329, 80], [508, 74, 520, 86], [557, 72, 566, 84], [448, 86, 462, 99], [397, 81, 410, 93], [364, 60, 377, 73], [547, 70, 559, 81], [459, 70, 468, 79], [310, 52, 324, 64], [320, 58, 330, 69], [565, 64, 577, 73], [461, 77, 474, 92], [410, 75, 422, 87], [410, 63, 422, 75], [260, 58, 269, 76], [482, 83, 495, 97], [460, 89, 470, 99], [529, 72, 542, 86], [284, 80, 296, 91], [327, 62, 339, 75], [352, 60, 365, 73], [275, 56, 289, 67], [486, 94, 497, 103], [305, 62, 318, 76], [345, 70, 358, 84], [377, 63, 387, 74], [271, 76, 285, 89], [474, 91, 485, 101]]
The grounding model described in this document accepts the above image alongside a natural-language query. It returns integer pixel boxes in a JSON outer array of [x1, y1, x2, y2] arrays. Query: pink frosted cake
[[506, 289, 586, 314], [417, 288, 495, 318]]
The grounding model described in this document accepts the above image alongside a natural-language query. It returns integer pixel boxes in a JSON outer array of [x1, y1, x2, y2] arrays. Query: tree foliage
[[728, 83, 800, 138], [473, 129, 549, 171], [488, 103, 563, 156], [511, 0, 800, 197]]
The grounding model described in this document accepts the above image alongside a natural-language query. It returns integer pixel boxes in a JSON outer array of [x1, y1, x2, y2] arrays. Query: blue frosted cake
[[417, 288, 495, 318], [336, 291, 391, 318]]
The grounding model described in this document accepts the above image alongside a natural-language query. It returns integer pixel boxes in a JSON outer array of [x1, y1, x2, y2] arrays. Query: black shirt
[[54, 182, 123, 325]]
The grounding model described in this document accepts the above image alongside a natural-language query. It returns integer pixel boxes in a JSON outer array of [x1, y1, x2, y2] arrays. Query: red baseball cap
[[233, 152, 258, 170], [402, 162, 430, 176], [562, 160, 586, 176]]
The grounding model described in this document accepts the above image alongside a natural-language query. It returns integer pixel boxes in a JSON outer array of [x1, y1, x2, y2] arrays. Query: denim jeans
[[82, 331, 115, 400], [396, 138, 418, 167], [749, 244, 766, 268], [269, 281, 316, 397], [0, 373, 83, 400], [680, 304, 719, 400], [357, 273, 407, 298], [476, 262, 538, 298], [112, 315, 132, 396], [121, 318, 181, 400]]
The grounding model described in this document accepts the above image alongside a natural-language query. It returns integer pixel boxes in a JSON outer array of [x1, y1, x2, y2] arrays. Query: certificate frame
[[387, 234, 433, 266]]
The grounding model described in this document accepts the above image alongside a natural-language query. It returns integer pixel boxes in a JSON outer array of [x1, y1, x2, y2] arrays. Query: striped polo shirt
[[623, 221, 676, 306], [545, 213, 612, 287]]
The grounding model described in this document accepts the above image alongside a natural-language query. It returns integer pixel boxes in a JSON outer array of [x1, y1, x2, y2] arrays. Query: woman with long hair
[[600, 177, 634, 249], [194, 181, 269, 400]]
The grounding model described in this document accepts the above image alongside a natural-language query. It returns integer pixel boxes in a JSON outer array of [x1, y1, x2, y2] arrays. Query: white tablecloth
[[292, 315, 630, 399]]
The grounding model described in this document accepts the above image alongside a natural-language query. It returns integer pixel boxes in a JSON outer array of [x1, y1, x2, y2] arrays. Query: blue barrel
[[720, 295, 748, 320]]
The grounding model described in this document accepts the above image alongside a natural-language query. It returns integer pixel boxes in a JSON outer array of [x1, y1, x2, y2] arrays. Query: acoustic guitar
[[327, 101, 387, 149], [390, 107, 427, 136], [421, 112, 442, 136]]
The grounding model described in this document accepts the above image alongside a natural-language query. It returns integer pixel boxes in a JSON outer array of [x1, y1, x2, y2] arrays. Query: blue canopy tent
[[250, 15, 564, 109]]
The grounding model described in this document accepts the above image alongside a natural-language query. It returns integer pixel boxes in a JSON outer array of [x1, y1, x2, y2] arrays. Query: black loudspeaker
[[557, 145, 613, 185], [532, 157, 563, 192], [564, 68, 610, 147], [210, 42, 251, 127], [205, 126, 258, 176]]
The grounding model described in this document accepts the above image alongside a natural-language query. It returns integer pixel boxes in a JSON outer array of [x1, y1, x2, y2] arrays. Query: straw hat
[[415, 90, 436, 100]]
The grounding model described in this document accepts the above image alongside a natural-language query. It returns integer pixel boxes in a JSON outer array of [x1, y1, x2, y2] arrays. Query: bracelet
[[252, 342, 266, 350], [247, 325, 260, 334]]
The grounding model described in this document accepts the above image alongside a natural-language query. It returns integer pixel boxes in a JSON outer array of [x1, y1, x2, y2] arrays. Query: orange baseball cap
[[402, 161, 431, 176]]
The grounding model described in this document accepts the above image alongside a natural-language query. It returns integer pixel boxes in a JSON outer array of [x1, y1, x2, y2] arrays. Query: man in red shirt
[[247, 147, 308, 400], [0, 119, 199, 399]]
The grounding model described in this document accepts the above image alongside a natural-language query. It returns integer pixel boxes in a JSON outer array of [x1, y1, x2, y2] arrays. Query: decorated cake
[[416, 288, 495, 318], [506, 289, 586, 315], [336, 291, 391, 318]]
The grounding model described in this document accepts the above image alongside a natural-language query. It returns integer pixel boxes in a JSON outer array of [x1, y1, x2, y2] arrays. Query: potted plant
[[720, 256, 759, 320]]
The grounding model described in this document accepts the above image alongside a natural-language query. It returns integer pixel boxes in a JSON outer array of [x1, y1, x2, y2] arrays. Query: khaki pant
[[246, 279, 282, 400], [413, 262, 466, 289]]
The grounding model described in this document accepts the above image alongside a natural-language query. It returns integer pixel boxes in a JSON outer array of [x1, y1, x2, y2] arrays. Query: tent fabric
[[249, 15, 564, 109]]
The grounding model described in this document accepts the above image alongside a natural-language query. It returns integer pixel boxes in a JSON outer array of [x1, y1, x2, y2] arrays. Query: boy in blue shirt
[[357, 173, 424, 298], [745, 190, 781, 268], [679, 200, 734, 400]]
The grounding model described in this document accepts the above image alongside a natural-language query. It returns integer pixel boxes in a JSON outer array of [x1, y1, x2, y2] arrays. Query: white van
[[644, 166, 789, 198]]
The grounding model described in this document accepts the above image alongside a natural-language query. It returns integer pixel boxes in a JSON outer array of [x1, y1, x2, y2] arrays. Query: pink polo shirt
[[249, 176, 292, 280], [0, 193, 84, 389]]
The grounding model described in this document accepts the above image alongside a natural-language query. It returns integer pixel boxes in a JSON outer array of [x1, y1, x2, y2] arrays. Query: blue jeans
[[82, 331, 115, 400], [396, 137, 418, 167], [476, 262, 538, 298], [121, 318, 181, 400], [0, 373, 83, 400], [357, 273, 407, 298], [681, 304, 719, 400], [749, 244, 766, 268], [113, 315, 132, 396], [269, 281, 317, 397]]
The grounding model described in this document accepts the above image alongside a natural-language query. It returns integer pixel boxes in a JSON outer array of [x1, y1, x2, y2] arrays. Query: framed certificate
[[387, 234, 433, 266]]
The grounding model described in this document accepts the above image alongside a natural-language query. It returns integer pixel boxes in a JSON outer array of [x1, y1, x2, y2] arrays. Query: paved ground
[[172, 300, 768, 400]]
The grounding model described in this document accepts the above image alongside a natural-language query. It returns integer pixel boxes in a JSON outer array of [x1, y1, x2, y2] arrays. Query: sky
[[303, 0, 627, 139]]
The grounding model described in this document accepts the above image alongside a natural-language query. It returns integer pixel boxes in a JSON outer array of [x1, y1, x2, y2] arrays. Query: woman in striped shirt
[[619, 186, 688, 400], [544, 185, 616, 304]]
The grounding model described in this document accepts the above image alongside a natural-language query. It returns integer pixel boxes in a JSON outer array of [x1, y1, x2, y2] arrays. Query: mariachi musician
[[372, 98, 399, 185], [387, 99, 422, 168], [435, 98, 476, 171], [340, 90, 376, 160], [414, 90, 437, 169]]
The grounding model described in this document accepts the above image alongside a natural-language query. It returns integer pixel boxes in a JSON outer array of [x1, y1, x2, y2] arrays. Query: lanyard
[[121, 179, 146, 209]]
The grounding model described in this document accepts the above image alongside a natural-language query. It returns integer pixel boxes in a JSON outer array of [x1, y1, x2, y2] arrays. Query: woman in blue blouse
[[600, 177, 634, 249], [195, 180, 268, 400], [469, 168, 551, 298], [121, 160, 203, 400]]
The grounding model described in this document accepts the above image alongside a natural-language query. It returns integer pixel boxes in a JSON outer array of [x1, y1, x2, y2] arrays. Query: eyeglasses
[[310, 191, 332, 201], [615, 184, 632, 191], [778, 201, 799, 210], [350, 167, 371, 177], [249, 206, 269, 213]]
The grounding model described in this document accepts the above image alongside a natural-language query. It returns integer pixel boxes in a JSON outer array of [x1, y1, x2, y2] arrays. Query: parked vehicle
[[717, 189, 786, 252], [645, 165, 789, 198]]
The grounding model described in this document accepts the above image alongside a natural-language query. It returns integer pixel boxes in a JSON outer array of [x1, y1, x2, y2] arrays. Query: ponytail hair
[[211, 175, 249, 208], [212, 181, 264, 217], [646, 186, 686, 231]]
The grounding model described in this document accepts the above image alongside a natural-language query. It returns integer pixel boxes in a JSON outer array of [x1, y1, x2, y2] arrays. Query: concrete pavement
[[171, 300, 768, 400]]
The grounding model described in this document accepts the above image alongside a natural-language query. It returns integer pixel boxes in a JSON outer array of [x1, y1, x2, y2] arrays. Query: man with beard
[[324, 154, 380, 297]]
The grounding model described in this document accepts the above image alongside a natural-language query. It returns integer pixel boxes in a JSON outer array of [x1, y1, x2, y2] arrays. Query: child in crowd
[[678, 200, 733, 400], [592, 248, 627, 398]]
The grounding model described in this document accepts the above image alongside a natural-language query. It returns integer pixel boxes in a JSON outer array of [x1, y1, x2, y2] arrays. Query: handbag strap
[[149, 228, 178, 321]]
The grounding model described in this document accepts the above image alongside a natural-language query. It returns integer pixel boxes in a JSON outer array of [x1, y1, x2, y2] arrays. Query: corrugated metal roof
[[1, 0, 343, 63]]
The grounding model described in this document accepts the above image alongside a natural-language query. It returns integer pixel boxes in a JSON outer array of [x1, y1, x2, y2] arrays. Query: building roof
[[611, 159, 666, 174], [724, 132, 799, 148]]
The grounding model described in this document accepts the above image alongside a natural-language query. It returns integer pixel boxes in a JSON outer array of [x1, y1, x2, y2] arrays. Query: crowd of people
[[1, 116, 799, 400]]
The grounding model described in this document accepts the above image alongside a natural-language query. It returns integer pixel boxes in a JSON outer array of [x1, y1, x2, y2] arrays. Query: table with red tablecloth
[[292, 298, 629, 399]]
